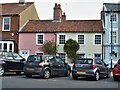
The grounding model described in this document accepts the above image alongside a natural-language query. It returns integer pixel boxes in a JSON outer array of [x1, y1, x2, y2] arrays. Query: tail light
[[38, 61, 45, 66], [90, 65, 96, 69]]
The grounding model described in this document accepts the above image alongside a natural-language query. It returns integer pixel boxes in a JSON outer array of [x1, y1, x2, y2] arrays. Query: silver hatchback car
[[72, 58, 110, 81]]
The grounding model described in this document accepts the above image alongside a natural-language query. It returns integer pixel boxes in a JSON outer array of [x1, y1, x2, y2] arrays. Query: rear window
[[75, 59, 93, 64], [27, 55, 42, 62]]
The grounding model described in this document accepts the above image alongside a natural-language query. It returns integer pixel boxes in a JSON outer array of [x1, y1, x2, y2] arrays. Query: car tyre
[[43, 69, 50, 79], [25, 74, 32, 78], [65, 69, 71, 77], [72, 75, 78, 80], [0, 66, 5, 76], [94, 71, 100, 81]]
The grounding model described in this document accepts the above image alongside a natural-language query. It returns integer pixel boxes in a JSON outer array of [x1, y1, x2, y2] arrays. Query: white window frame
[[94, 53, 102, 59], [109, 13, 118, 23], [57, 34, 67, 45], [77, 34, 85, 45], [2, 17, 11, 31], [36, 33, 44, 45], [0, 41, 14, 52], [94, 34, 102, 45], [109, 28, 118, 44]]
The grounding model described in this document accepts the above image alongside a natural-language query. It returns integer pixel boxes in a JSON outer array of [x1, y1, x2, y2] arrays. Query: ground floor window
[[58, 53, 66, 61], [0, 41, 14, 52], [94, 54, 101, 59], [78, 54, 85, 59], [36, 52, 43, 56], [20, 49, 30, 60]]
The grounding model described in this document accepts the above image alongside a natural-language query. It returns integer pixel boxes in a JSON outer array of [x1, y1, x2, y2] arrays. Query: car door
[[95, 59, 106, 76], [12, 52, 25, 70], [55, 57, 66, 75], [3, 52, 15, 70], [49, 56, 60, 75]]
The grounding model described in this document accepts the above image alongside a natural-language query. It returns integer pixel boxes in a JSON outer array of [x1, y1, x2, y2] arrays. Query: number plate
[[77, 71, 86, 74], [26, 68, 34, 71]]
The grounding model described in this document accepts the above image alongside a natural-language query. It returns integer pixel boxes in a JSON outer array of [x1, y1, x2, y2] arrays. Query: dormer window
[[2, 17, 10, 31]]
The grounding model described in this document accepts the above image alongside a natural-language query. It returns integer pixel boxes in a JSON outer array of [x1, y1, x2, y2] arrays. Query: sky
[[0, 0, 120, 20]]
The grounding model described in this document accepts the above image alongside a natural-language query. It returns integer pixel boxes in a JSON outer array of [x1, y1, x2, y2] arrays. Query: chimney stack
[[53, 3, 62, 21], [62, 12, 66, 21]]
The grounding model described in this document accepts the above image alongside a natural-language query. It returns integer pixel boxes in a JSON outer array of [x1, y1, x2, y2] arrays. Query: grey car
[[72, 58, 110, 81], [24, 55, 71, 79]]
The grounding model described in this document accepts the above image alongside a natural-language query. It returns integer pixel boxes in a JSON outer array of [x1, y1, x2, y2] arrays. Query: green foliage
[[64, 39, 79, 63], [42, 40, 56, 55]]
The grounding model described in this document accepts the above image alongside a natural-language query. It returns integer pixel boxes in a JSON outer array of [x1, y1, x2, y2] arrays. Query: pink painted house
[[19, 32, 55, 59]]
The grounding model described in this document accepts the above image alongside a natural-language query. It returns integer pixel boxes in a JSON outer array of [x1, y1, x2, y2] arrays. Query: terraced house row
[[0, 1, 120, 64]]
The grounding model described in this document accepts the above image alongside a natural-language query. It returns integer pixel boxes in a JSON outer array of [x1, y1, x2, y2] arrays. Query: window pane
[[37, 35, 43, 44], [9, 44, 12, 52], [95, 35, 101, 44], [94, 54, 101, 59], [78, 54, 85, 59], [4, 18, 10, 30], [78, 35, 84, 44], [3, 43, 7, 51], [59, 35, 65, 44]]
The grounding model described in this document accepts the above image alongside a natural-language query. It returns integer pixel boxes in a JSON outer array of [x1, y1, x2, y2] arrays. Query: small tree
[[64, 39, 79, 63], [42, 40, 56, 55]]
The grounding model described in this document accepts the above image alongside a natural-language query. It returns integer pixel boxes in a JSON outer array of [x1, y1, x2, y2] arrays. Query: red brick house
[[0, 1, 39, 53]]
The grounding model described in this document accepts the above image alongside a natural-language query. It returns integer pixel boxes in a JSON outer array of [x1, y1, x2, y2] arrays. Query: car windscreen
[[75, 59, 93, 64], [27, 55, 42, 63]]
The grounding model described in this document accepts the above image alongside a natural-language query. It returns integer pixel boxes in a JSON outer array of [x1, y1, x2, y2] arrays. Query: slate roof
[[0, 2, 34, 15], [104, 3, 120, 11], [20, 20, 103, 33]]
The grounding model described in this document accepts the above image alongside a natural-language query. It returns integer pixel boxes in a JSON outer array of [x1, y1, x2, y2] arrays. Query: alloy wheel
[[43, 70, 50, 79], [0, 66, 5, 76]]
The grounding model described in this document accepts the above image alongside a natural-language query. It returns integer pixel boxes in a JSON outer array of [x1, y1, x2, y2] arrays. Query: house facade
[[102, 3, 120, 66], [19, 3, 103, 61], [0, 1, 39, 53]]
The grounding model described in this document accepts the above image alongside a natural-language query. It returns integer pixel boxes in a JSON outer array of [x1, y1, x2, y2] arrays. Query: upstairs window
[[112, 32, 117, 44], [110, 13, 118, 22], [95, 35, 101, 45], [78, 35, 84, 44], [2, 17, 10, 31], [59, 35, 66, 44], [36, 34, 44, 45]]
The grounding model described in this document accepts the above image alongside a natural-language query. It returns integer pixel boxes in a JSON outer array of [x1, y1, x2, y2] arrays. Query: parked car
[[72, 58, 110, 81], [24, 55, 71, 79], [113, 59, 120, 81], [0, 51, 26, 76]]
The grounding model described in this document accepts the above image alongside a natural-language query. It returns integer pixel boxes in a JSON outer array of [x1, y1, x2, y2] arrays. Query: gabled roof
[[20, 20, 103, 33], [104, 3, 120, 11], [0, 2, 34, 15]]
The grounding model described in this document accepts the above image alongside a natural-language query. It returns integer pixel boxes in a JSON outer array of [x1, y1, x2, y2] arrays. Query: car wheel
[[94, 71, 100, 81], [0, 66, 5, 76], [65, 69, 71, 77], [43, 69, 50, 79], [16, 72, 21, 75], [25, 74, 32, 78], [72, 75, 78, 80], [113, 76, 118, 81]]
